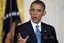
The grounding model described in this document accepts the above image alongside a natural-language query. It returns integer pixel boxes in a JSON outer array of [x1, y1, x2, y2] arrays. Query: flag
[[2, 0, 24, 43], [0, 0, 6, 43]]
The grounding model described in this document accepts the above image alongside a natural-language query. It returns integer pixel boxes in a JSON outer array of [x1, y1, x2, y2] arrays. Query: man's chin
[[32, 20, 39, 24]]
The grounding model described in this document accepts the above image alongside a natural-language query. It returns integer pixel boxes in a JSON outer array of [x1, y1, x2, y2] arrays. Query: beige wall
[[24, 0, 64, 43]]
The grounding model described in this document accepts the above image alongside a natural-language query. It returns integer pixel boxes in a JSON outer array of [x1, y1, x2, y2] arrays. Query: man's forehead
[[30, 3, 44, 10], [31, 3, 42, 7]]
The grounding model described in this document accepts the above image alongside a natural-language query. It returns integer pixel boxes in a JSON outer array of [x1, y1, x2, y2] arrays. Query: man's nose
[[33, 11, 37, 15]]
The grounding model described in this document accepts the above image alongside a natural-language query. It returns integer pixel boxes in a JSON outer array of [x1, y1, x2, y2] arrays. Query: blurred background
[[0, 0, 64, 43]]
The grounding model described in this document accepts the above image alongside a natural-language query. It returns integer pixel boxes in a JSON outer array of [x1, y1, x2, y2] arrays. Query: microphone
[[41, 30, 54, 43]]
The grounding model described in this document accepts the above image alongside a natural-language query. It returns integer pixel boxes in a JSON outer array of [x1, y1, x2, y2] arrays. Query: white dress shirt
[[31, 20, 41, 33]]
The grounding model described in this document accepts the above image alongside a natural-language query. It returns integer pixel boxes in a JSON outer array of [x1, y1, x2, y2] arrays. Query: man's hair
[[30, 0, 46, 10]]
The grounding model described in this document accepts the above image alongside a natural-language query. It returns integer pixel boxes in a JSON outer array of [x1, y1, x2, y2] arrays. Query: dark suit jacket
[[14, 21, 59, 43]]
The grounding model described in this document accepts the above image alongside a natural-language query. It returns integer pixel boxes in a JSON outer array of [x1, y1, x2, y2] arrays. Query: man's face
[[29, 3, 46, 24]]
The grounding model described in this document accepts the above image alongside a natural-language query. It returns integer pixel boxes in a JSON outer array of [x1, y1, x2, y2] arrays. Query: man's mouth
[[32, 17, 37, 20]]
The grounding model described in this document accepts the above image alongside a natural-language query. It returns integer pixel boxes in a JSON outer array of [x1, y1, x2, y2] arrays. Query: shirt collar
[[31, 20, 41, 31]]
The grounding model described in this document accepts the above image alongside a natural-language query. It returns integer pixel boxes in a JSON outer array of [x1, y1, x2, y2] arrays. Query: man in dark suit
[[14, 0, 59, 43]]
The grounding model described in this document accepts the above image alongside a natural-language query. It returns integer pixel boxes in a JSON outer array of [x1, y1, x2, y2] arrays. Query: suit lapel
[[27, 21, 37, 43], [41, 22, 46, 32], [41, 22, 46, 43]]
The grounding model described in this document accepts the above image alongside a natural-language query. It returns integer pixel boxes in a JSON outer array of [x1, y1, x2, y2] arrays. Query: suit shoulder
[[42, 22, 54, 28], [16, 21, 29, 28], [21, 21, 29, 26]]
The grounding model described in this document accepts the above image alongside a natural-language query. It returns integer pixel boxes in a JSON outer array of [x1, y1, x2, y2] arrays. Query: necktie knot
[[36, 25, 40, 33], [36, 25, 39, 28]]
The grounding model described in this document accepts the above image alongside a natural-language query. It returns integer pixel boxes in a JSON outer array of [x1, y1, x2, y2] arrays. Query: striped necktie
[[35, 25, 41, 43]]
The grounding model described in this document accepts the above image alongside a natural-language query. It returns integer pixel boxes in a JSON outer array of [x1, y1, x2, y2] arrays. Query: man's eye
[[31, 9, 34, 11], [37, 9, 41, 12]]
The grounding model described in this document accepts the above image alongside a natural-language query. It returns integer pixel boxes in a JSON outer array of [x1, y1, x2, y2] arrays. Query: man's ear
[[29, 9, 30, 13], [29, 9, 31, 12], [42, 11, 46, 16]]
